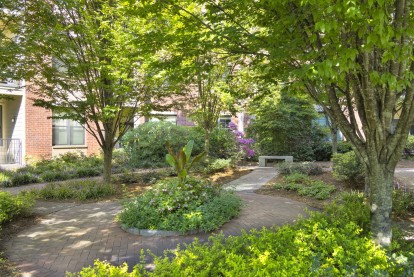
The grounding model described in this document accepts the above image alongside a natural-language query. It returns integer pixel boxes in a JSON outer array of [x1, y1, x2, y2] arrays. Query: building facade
[[0, 81, 101, 165]]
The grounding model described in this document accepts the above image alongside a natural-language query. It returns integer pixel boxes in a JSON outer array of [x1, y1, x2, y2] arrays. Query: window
[[218, 115, 232, 128], [52, 116, 85, 146]]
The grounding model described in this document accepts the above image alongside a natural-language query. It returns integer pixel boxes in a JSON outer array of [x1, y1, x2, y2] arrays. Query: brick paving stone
[[4, 167, 312, 276]]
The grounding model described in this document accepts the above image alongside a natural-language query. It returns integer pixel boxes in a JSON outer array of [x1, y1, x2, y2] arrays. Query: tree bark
[[331, 123, 338, 154], [366, 159, 394, 247], [204, 130, 211, 161], [102, 144, 113, 184]]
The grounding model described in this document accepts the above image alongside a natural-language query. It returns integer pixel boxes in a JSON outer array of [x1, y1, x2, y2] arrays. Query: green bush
[[118, 177, 242, 232], [403, 135, 414, 158], [274, 173, 335, 200], [113, 171, 169, 185], [332, 151, 365, 186], [278, 162, 323, 176], [393, 189, 414, 217], [204, 159, 232, 174], [314, 141, 354, 161], [5, 172, 40, 187], [35, 180, 115, 201], [121, 122, 204, 168], [70, 192, 413, 276], [121, 123, 238, 168], [75, 167, 102, 178], [1, 153, 105, 187], [39, 171, 74, 182], [208, 128, 238, 159], [0, 191, 35, 225], [247, 93, 328, 161], [67, 260, 146, 277]]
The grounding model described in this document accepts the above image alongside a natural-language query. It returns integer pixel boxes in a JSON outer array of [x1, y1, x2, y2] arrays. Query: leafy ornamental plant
[[166, 140, 205, 185]]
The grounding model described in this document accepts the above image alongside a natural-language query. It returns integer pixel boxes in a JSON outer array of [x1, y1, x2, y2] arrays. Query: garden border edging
[[120, 224, 203, 237]]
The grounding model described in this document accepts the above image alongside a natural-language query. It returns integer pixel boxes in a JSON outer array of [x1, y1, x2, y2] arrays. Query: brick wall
[[25, 84, 53, 160], [86, 131, 101, 156]]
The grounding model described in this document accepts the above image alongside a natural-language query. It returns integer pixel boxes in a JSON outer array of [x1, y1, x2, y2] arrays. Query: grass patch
[[34, 180, 116, 201], [278, 162, 323, 176], [274, 172, 335, 200], [0, 153, 104, 187]]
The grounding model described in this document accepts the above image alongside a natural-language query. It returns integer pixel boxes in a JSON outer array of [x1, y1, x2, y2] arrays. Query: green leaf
[[165, 154, 175, 167], [184, 140, 194, 162]]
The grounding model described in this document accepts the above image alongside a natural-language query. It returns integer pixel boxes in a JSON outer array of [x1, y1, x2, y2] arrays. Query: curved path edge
[[5, 167, 311, 277]]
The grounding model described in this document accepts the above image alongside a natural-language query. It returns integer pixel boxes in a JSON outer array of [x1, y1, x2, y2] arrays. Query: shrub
[[313, 141, 333, 161], [71, 192, 414, 276], [40, 171, 74, 182], [208, 128, 238, 159], [314, 141, 354, 161], [332, 151, 365, 186], [204, 159, 232, 174], [118, 177, 242, 232], [121, 123, 239, 168], [278, 162, 323, 176], [5, 172, 40, 187], [113, 171, 168, 185], [338, 141, 353, 153], [35, 180, 115, 201], [403, 135, 414, 158], [75, 167, 102, 178], [393, 189, 414, 217], [247, 93, 327, 161], [2, 153, 104, 187], [274, 173, 335, 200], [0, 191, 35, 225], [66, 260, 146, 277], [121, 122, 204, 168]]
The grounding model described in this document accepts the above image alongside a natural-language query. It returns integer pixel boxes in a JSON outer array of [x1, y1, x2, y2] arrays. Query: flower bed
[[118, 177, 242, 233]]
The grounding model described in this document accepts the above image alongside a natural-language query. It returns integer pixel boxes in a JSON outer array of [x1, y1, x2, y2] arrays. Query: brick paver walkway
[[4, 167, 310, 277]]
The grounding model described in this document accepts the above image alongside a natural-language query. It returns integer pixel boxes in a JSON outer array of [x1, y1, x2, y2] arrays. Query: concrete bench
[[259, 156, 293, 167]]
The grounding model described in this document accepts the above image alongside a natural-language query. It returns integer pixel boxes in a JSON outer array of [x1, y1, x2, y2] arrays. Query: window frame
[[52, 115, 85, 146]]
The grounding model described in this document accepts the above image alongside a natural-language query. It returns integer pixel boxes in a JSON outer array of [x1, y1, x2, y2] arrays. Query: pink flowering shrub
[[228, 122, 255, 159]]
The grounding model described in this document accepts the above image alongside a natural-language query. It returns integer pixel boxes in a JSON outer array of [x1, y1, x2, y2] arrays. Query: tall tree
[[16, 0, 175, 183], [163, 0, 414, 247], [189, 54, 237, 157], [0, 0, 24, 83]]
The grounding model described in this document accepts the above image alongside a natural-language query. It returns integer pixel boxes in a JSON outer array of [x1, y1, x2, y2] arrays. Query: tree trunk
[[366, 160, 394, 247], [204, 131, 211, 161], [331, 124, 338, 154], [102, 143, 113, 184]]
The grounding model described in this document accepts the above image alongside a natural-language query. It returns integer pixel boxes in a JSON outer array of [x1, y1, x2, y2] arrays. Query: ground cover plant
[[332, 151, 365, 188], [0, 191, 35, 277], [69, 192, 414, 276], [119, 140, 242, 233], [118, 177, 241, 233], [273, 172, 336, 200], [33, 180, 116, 201], [0, 191, 35, 228], [277, 162, 323, 176], [0, 153, 104, 187]]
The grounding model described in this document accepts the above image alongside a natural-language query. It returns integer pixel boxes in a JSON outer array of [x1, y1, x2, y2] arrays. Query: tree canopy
[[14, 0, 181, 182], [159, 0, 414, 246]]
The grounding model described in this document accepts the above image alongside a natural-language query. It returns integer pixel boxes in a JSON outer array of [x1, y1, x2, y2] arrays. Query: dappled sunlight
[[42, 217, 79, 225], [68, 240, 93, 249], [87, 211, 107, 218]]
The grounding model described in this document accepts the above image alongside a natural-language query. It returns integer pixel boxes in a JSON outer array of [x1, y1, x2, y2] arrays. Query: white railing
[[0, 139, 22, 164], [0, 79, 21, 88]]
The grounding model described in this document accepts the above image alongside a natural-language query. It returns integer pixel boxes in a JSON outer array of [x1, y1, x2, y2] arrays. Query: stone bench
[[259, 156, 293, 167]]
